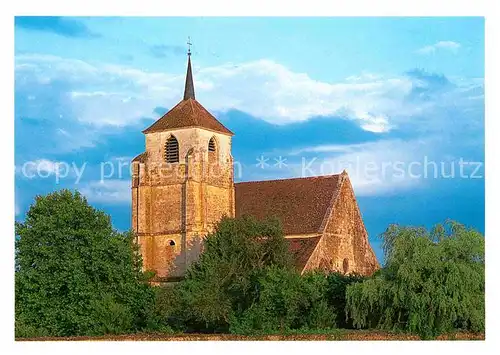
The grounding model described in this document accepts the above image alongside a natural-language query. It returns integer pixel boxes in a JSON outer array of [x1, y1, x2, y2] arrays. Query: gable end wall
[[308, 176, 379, 275]]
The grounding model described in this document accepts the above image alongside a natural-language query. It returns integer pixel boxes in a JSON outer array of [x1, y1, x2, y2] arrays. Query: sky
[[14, 17, 485, 263]]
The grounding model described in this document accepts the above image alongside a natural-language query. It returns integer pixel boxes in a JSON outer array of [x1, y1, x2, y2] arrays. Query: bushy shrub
[[345, 220, 485, 338], [89, 293, 134, 335], [230, 267, 336, 334], [15, 318, 50, 338], [325, 272, 366, 328], [15, 190, 155, 337]]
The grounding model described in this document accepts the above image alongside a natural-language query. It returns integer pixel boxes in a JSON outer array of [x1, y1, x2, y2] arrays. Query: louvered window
[[165, 136, 179, 163], [208, 137, 216, 152]]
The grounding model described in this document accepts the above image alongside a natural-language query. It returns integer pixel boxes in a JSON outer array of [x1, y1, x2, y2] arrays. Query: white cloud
[[289, 142, 374, 155], [287, 139, 428, 196], [283, 132, 482, 197], [239, 139, 426, 196], [416, 41, 461, 55], [9, 55, 412, 132], [15, 53, 481, 137], [15, 54, 182, 127], [16, 159, 60, 178], [197, 60, 417, 132], [80, 179, 131, 204], [354, 112, 391, 133]]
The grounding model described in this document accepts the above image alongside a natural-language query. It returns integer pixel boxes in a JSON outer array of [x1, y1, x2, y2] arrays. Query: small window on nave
[[165, 135, 179, 163], [208, 137, 217, 152], [343, 258, 349, 274]]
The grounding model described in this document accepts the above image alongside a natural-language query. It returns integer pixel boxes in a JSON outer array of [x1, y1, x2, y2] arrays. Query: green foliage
[[15, 189, 155, 337], [230, 267, 336, 334], [325, 272, 366, 328], [142, 286, 178, 333], [345, 220, 485, 338], [15, 318, 50, 338], [15, 193, 484, 340], [164, 215, 293, 332]]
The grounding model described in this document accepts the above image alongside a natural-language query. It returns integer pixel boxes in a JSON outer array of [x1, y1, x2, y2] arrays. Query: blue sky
[[14, 17, 485, 263]]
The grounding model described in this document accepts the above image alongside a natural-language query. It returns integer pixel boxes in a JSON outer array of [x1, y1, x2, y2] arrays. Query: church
[[131, 51, 379, 282]]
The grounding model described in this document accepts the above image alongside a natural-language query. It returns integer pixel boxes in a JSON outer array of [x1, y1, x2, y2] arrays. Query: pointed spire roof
[[183, 54, 195, 100], [143, 48, 233, 136]]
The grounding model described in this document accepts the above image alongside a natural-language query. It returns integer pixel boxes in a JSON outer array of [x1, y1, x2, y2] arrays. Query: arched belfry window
[[208, 136, 217, 152], [165, 135, 179, 163]]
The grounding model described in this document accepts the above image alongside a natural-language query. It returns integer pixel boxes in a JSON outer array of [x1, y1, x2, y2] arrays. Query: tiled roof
[[286, 236, 321, 272], [234, 174, 342, 235], [142, 98, 233, 135]]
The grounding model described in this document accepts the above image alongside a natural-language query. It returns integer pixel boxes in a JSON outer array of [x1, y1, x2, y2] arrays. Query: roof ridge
[[235, 174, 341, 185], [317, 172, 348, 233], [143, 100, 185, 130]]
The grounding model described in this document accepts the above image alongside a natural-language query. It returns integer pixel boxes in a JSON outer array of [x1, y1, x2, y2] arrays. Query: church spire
[[183, 37, 195, 101]]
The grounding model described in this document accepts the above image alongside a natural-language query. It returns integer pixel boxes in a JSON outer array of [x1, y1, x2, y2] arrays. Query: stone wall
[[145, 127, 232, 164], [305, 175, 379, 276], [137, 233, 184, 278]]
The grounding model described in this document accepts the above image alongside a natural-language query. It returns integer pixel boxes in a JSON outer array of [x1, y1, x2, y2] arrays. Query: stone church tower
[[131, 52, 235, 281]]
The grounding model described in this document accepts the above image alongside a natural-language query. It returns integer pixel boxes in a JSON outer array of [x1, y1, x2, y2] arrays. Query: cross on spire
[[187, 36, 192, 56], [183, 37, 195, 100]]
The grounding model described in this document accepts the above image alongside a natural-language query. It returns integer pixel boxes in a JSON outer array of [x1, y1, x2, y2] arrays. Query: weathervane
[[187, 36, 192, 56]]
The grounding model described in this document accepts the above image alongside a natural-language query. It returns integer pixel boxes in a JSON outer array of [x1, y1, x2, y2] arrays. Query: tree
[[325, 272, 365, 328], [166, 215, 293, 332], [230, 267, 337, 334], [345, 220, 485, 338], [15, 190, 154, 337]]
